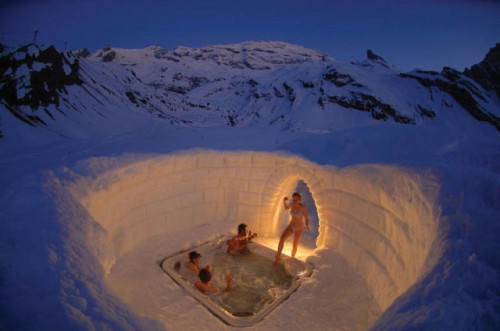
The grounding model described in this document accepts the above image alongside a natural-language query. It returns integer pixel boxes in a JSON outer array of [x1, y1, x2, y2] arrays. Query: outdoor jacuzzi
[[160, 236, 314, 327]]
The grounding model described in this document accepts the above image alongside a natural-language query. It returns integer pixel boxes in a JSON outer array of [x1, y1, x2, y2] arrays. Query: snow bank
[[72, 150, 440, 314]]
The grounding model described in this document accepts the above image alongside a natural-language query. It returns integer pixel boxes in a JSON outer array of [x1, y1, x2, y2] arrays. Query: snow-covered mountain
[[1, 41, 499, 140]]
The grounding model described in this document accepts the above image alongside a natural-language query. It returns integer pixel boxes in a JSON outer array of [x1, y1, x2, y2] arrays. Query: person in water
[[226, 223, 258, 254], [274, 192, 309, 264], [186, 250, 206, 273], [195, 267, 232, 293]]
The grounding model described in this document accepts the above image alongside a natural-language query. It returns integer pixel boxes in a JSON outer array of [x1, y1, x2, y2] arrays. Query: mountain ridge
[[1, 41, 499, 141]]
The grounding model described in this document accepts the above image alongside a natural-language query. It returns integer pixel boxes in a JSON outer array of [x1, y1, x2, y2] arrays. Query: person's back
[[195, 267, 231, 293]]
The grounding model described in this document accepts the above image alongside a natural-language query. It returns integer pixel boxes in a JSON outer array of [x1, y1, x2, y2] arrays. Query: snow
[[63, 63, 72, 75], [32, 62, 52, 72], [0, 42, 499, 331], [1, 120, 499, 331]]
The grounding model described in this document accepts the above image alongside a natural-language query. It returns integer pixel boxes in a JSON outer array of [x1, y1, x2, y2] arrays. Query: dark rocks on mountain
[[225, 110, 237, 127], [367, 50, 390, 68], [442, 67, 487, 102], [273, 87, 284, 98], [189, 76, 209, 89], [182, 99, 209, 110], [167, 86, 188, 94], [247, 79, 258, 87], [283, 82, 295, 104], [322, 92, 415, 124], [102, 51, 116, 62], [125, 91, 139, 106], [400, 70, 500, 130], [464, 43, 500, 97], [415, 69, 440, 76], [323, 68, 364, 88], [416, 105, 436, 119], [0, 45, 83, 128], [74, 48, 90, 58], [302, 81, 315, 88], [154, 48, 168, 59], [253, 92, 272, 100]]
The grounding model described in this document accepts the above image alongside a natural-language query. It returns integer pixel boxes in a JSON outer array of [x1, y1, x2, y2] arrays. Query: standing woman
[[274, 192, 309, 264]]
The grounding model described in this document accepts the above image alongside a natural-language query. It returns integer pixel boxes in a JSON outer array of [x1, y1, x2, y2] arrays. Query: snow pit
[[160, 237, 313, 326], [77, 150, 440, 327]]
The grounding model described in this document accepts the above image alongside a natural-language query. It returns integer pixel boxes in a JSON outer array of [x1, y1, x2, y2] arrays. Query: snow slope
[[0, 41, 499, 331], [1, 41, 499, 143]]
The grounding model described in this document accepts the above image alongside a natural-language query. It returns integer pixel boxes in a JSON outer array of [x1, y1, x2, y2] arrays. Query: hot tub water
[[161, 237, 313, 326]]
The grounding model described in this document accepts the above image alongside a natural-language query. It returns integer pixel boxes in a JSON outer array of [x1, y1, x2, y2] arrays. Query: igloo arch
[[77, 150, 440, 322]]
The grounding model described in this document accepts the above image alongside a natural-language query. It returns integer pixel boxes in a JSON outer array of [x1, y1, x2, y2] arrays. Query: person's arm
[[303, 205, 310, 230], [283, 197, 290, 210]]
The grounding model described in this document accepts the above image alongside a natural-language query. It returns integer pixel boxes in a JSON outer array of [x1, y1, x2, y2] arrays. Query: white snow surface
[[1, 120, 499, 331], [0, 42, 499, 331]]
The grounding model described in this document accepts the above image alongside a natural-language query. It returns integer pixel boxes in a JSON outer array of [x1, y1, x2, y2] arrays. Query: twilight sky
[[0, 0, 499, 71]]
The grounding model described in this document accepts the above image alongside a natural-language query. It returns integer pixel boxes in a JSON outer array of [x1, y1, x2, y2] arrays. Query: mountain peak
[[464, 43, 500, 97], [170, 41, 333, 69], [91, 41, 333, 70], [366, 49, 390, 68]]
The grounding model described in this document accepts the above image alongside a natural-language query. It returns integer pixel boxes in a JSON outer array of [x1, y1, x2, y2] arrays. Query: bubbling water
[[206, 247, 293, 315]]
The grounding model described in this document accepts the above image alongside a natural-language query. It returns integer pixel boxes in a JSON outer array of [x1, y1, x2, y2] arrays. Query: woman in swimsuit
[[274, 192, 309, 264], [186, 251, 203, 273]]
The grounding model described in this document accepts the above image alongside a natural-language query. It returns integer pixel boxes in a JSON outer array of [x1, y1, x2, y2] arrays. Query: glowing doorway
[[272, 179, 320, 258]]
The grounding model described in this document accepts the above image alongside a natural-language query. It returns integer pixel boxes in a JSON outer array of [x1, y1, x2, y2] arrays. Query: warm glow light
[[255, 237, 316, 262], [79, 150, 440, 317]]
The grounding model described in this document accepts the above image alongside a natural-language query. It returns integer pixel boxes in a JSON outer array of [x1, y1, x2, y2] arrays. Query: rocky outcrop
[[464, 43, 500, 97], [74, 48, 90, 58], [323, 68, 364, 88], [102, 50, 116, 62], [367, 49, 390, 68], [400, 68, 500, 130], [319, 92, 415, 124], [0, 44, 82, 127]]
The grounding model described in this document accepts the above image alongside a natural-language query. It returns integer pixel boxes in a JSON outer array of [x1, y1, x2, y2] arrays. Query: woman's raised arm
[[283, 197, 290, 210]]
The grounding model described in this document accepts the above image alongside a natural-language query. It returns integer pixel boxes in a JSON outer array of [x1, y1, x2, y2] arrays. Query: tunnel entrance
[[295, 180, 319, 250], [271, 180, 320, 259], [272, 180, 319, 254]]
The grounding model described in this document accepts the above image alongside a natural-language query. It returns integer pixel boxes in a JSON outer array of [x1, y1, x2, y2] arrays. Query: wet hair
[[189, 251, 201, 262], [292, 192, 303, 201], [199, 268, 212, 283], [237, 223, 248, 235]]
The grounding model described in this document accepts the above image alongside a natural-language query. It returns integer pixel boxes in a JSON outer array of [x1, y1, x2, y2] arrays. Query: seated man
[[195, 267, 231, 293], [226, 223, 257, 254]]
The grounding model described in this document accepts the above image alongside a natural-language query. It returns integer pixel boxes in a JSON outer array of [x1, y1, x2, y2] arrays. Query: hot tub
[[160, 236, 314, 327]]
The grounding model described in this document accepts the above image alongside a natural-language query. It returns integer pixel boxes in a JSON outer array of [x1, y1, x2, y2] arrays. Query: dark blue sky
[[1, 0, 499, 71]]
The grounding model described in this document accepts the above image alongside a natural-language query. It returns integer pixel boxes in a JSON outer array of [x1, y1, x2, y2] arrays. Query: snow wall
[[77, 150, 440, 313]]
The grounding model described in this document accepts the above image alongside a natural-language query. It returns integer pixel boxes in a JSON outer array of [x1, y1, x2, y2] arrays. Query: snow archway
[[77, 150, 440, 317]]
